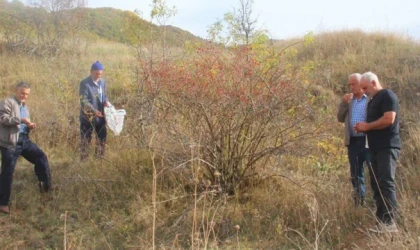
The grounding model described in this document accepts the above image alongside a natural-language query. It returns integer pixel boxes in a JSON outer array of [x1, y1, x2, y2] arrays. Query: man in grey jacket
[[0, 82, 51, 214], [337, 73, 370, 206]]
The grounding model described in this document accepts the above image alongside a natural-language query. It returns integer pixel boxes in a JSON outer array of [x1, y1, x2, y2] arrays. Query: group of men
[[0, 61, 110, 214], [338, 72, 401, 233], [0, 65, 403, 234]]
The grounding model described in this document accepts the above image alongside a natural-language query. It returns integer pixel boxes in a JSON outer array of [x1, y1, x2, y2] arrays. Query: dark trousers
[[80, 120, 107, 160], [347, 136, 370, 201], [0, 134, 51, 206], [369, 148, 400, 224]]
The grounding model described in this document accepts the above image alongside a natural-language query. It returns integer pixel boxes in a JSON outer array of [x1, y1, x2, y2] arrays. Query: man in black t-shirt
[[354, 72, 401, 233]]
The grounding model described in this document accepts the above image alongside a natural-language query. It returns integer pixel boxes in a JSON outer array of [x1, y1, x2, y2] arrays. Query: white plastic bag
[[104, 104, 126, 136]]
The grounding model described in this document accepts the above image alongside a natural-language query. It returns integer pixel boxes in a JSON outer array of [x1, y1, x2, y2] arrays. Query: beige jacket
[[0, 96, 27, 149], [337, 97, 368, 147]]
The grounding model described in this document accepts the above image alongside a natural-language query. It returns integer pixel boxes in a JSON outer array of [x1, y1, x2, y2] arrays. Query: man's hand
[[342, 93, 353, 103], [354, 122, 370, 133], [27, 122, 36, 129], [22, 118, 37, 129], [94, 110, 104, 117]]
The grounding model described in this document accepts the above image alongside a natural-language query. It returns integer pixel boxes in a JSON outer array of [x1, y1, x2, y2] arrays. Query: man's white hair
[[348, 73, 362, 82], [361, 71, 379, 84]]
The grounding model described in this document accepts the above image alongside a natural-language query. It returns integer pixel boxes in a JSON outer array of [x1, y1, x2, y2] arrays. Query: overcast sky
[[87, 0, 420, 40]]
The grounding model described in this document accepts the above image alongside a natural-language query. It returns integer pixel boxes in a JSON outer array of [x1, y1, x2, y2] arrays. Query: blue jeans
[[0, 134, 51, 206], [347, 136, 370, 202], [369, 148, 399, 224], [80, 119, 107, 160]]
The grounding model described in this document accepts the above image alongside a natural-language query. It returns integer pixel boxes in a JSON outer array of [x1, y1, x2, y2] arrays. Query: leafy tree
[[0, 0, 87, 55], [0, 1, 33, 53], [26, 0, 88, 56], [150, 0, 177, 61], [208, 0, 267, 46]]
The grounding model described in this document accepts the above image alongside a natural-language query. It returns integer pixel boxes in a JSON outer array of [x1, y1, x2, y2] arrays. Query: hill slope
[[0, 1, 203, 49], [85, 7, 203, 46]]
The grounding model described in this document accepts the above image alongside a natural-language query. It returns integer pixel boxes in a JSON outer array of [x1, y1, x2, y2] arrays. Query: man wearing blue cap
[[79, 61, 110, 161]]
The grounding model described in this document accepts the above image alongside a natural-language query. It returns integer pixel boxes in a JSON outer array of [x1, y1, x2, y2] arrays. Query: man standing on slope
[[0, 82, 52, 214], [354, 72, 401, 233], [79, 61, 110, 161], [337, 73, 371, 206]]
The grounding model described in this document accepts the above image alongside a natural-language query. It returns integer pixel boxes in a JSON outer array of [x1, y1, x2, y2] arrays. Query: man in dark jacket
[[0, 82, 51, 214], [79, 61, 110, 161]]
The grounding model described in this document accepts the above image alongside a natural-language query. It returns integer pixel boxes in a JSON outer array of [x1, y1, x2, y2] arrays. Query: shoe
[[369, 223, 398, 233], [80, 156, 88, 162], [95, 144, 105, 159], [353, 197, 365, 206], [39, 182, 53, 193], [0, 205, 9, 214]]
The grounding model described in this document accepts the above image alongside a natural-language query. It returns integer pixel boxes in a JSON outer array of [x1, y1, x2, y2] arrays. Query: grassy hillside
[[85, 7, 202, 46], [0, 1, 202, 54], [1, 19, 420, 250]]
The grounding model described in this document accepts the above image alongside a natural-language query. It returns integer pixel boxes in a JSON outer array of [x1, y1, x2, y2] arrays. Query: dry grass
[[0, 31, 420, 249]]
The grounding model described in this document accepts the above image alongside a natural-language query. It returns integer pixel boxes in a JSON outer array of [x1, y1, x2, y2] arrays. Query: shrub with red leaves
[[143, 43, 322, 194]]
